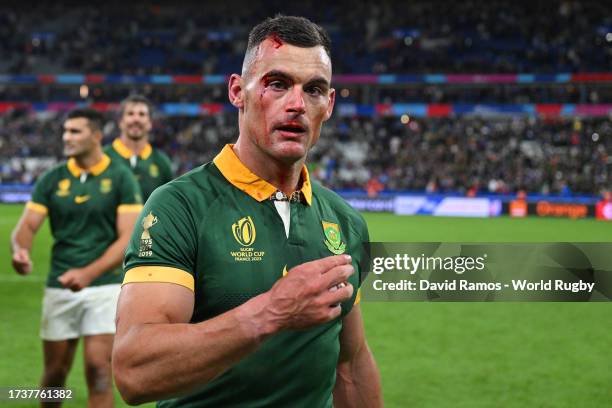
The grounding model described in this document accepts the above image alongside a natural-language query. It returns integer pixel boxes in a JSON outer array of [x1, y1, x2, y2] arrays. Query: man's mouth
[[276, 123, 306, 135]]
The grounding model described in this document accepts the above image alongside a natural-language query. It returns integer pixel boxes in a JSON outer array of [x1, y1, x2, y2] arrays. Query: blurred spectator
[[2, 112, 609, 196]]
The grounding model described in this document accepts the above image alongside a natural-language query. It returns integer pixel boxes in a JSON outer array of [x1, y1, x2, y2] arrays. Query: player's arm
[[58, 207, 141, 291], [113, 255, 354, 405], [10, 205, 47, 275], [333, 304, 383, 408]]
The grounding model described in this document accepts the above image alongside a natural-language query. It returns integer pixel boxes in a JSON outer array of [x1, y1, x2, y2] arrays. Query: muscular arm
[[58, 210, 140, 290], [113, 255, 355, 405], [11, 207, 46, 274], [333, 304, 383, 408]]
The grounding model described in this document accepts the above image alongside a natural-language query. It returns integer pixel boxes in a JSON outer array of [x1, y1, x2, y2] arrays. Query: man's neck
[[119, 135, 149, 155], [232, 141, 304, 196], [74, 147, 103, 170]]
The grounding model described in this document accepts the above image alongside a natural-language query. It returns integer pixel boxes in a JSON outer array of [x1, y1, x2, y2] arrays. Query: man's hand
[[58, 268, 94, 291], [12, 248, 33, 275], [261, 254, 355, 331]]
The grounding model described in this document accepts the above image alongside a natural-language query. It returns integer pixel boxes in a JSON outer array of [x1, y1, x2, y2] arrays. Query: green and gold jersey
[[104, 138, 174, 202], [123, 144, 369, 408], [27, 155, 143, 288]]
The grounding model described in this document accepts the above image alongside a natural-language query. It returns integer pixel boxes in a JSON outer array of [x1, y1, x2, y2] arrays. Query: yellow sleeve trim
[[117, 204, 144, 213], [354, 288, 361, 305], [26, 201, 48, 215], [123, 266, 194, 291]]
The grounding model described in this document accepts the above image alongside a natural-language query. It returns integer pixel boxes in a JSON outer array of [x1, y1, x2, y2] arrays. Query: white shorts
[[40, 284, 121, 341]]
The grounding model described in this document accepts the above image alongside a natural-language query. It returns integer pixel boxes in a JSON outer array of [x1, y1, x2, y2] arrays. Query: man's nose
[[286, 86, 306, 114]]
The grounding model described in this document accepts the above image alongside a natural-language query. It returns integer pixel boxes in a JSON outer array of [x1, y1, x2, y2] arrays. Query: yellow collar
[[213, 144, 312, 205], [67, 154, 111, 177], [112, 138, 152, 160]]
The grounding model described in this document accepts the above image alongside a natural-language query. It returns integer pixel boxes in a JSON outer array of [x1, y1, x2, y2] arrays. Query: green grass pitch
[[1, 204, 610, 407]]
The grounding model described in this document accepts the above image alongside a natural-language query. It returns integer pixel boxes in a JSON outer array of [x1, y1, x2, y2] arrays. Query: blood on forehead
[[247, 36, 282, 73], [269, 33, 284, 49], [247, 36, 282, 76]]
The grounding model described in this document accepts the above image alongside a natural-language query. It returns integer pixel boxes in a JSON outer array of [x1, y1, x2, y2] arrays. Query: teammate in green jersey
[[104, 94, 174, 202], [11, 108, 142, 408], [113, 16, 382, 407]]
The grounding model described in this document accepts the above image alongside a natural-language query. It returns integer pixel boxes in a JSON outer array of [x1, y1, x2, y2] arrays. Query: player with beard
[[105, 95, 174, 202]]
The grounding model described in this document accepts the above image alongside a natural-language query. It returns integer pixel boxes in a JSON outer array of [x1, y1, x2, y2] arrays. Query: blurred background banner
[[362, 243, 612, 301]]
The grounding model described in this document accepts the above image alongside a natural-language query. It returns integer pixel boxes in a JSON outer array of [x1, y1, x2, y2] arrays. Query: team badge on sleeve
[[322, 221, 346, 254]]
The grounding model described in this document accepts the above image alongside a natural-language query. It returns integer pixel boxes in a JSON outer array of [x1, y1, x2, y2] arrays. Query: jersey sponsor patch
[[139, 212, 158, 257], [322, 221, 346, 255]]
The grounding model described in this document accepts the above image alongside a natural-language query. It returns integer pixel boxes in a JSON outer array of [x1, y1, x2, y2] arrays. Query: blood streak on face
[[270, 33, 284, 49], [236, 39, 335, 165]]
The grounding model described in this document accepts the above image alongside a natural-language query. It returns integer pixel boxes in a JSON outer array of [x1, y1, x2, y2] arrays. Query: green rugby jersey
[[104, 138, 174, 202], [27, 155, 143, 288], [123, 144, 368, 408]]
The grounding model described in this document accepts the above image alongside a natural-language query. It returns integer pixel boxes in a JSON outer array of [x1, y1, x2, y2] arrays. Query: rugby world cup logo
[[56, 178, 71, 197], [232, 216, 256, 247]]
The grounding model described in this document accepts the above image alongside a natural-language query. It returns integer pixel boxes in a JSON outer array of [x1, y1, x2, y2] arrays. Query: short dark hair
[[118, 94, 154, 119], [246, 15, 331, 58], [66, 108, 105, 132]]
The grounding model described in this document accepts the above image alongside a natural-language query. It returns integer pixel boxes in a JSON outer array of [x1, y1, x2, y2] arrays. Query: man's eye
[[268, 81, 287, 90], [306, 86, 324, 96]]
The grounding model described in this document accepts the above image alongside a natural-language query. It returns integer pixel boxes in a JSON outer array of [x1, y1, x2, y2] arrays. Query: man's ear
[[93, 129, 103, 143], [324, 87, 336, 121], [228, 74, 244, 109]]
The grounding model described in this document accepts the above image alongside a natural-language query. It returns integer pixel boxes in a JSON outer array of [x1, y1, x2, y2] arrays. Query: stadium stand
[[3, 1, 611, 74], [1, 112, 609, 196], [0, 1, 610, 202]]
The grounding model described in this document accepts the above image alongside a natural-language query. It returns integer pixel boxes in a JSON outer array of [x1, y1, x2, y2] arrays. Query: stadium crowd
[[1, 111, 609, 196], [2, 1, 612, 74], [1, 1, 610, 198]]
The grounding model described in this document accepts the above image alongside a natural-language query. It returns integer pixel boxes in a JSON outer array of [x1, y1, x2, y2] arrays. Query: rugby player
[[113, 16, 382, 407], [11, 108, 142, 407], [105, 94, 173, 202]]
